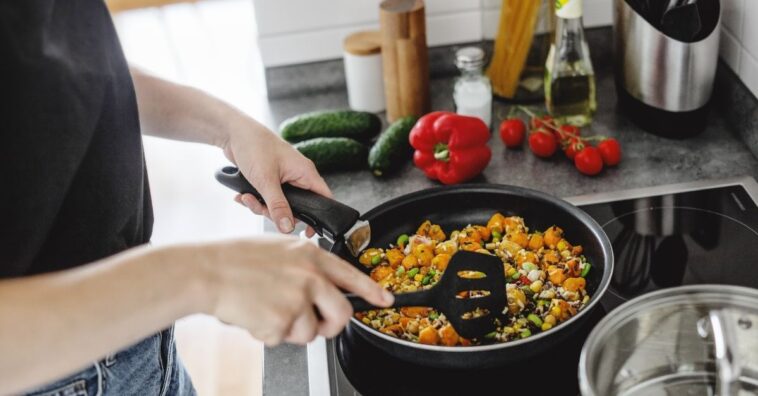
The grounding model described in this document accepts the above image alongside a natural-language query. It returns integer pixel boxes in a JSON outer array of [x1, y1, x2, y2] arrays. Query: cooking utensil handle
[[346, 290, 433, 312], [215, 166, 360, 240], [706, 309, 743, 396]]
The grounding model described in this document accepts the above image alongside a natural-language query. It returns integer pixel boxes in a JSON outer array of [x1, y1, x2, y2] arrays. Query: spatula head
[[434, 251, 507, 340]]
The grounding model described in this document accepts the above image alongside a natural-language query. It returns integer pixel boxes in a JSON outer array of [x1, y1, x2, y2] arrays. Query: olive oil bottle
[[545, 0, 596, 126]]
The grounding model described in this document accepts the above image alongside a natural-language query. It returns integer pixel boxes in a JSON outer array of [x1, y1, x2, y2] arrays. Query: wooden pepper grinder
[[380, 0, 430, 122]]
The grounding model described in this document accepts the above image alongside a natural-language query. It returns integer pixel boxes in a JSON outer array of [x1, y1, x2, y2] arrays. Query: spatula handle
[[346, 290, 433, 312]]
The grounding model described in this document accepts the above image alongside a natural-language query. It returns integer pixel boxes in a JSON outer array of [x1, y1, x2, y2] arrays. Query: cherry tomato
[[563, 137, 585, 160], [574, 146, 604, 176], [530, 115, 554, 130], [597, 138, 622, 166], [528, 130, 558, 158], [499, 118, 526, 148], [556, 125, 580, 142]]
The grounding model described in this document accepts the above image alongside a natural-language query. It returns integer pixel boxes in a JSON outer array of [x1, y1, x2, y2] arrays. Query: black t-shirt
[[0, 0, 153, 277]]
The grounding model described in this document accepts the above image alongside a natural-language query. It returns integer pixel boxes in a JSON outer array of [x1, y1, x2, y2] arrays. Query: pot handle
[[215, 166, 360, 241], [700, 309, 743, 396]]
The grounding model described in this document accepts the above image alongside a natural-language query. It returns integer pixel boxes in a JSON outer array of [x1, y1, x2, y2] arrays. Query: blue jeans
[[24, 327, 195, 396]]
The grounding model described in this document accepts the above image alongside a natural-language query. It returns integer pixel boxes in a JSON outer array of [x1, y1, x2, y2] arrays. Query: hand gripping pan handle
[[215, 166, 360, 241]]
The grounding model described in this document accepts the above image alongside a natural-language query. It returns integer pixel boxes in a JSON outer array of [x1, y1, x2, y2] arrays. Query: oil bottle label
[[555, 0, 582, 19]]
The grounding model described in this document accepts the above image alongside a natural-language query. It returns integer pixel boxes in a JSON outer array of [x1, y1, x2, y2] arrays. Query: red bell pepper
[[409, 112, 492, 185]]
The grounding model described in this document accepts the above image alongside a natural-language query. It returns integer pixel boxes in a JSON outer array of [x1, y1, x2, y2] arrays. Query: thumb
[[256, 176, 295, 233]]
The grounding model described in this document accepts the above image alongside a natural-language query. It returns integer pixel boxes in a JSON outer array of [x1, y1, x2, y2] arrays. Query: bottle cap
[[455, 46, 486, 71], [556, 0, 583, 19]]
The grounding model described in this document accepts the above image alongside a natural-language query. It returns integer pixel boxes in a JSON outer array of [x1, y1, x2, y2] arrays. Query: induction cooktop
[[305, 177, 758, 396]]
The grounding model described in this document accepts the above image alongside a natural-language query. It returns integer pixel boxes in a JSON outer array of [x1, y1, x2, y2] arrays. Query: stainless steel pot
[[579, 285, 758, 396]]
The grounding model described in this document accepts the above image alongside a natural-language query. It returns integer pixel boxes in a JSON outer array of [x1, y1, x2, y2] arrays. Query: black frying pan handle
[[346, 290, 433, 312], [215, 166, 360, 240]]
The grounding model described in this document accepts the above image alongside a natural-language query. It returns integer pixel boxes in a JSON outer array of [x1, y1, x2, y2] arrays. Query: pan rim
[[340, 183, 615, 353]]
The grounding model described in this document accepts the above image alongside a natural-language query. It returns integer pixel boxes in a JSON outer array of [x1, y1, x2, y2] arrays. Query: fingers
[[308, 278, 353, 338], [284, 310, 319, 345], [315, 251, 394, 308], [287, 161, 333, 199], [255, 176, 295, 233], [238, 194, 270, 217]]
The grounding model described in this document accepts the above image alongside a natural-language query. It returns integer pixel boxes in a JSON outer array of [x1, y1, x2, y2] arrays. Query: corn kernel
[[362, 317, 371, 325], [506, 267, 517, 277], [530, 280, 543, 293], [414, 274, 424, 282], [550, 306, 561, 317], [544, 314, 557, 325], [541, 322, 553, 331]]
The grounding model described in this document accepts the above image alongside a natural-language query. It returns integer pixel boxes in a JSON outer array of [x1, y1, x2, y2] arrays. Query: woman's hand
[[222, 117, 329, 235], [195, 235, 393, 345]]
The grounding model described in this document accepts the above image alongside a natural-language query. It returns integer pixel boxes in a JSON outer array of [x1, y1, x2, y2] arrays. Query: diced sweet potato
[[428, 224, 446, 241], [416, 220, 432, 237], [418, 326, 439, 345], [370, 266, 393, 282], [431, 253, 451, 271], [401, 255, 419, 269], [507, 231, 529, 248], [401, 306, 431, 318], [386, 248, 405, 268], [528, 233, 544, 251], [381, 324, 403, 337], [487, 213, 506, 234], [547, 265, 567, 286], [544, 226, 563, 248], [439, 324, 460, 346], [563, 277, 586, 292]]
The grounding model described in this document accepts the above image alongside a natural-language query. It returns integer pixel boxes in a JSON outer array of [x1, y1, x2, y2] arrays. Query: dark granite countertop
[[268, 70, 758, 214], [262, 56, 758, 396]]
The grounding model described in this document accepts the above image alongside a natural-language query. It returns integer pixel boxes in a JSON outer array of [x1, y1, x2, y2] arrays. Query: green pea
[[429, 312, 439, 320], [511, 271, 521, 280], [421, 275, 431, 285], [527, 313, 543, 327], [408, 268, 419, 278], [484, 331, 498, 339], [581, 263, 591, 278], [395, 266, 405, 276], [429, 268, 437, 276], [397, 234, 409, 247], [520, 329, 532, 338], [371, 254, 382, 265], [522, 262, 538, 272], [492, 231, 502, 240]]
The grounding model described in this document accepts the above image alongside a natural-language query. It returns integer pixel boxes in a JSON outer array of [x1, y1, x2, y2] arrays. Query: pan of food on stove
[[215, 166, 613, 369]]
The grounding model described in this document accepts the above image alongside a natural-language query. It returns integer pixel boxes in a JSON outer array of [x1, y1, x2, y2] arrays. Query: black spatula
[[348, 250, 506, 340]]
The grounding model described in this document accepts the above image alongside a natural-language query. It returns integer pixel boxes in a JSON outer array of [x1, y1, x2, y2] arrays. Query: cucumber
[[293, 137, 367, 172], [280, 110, 382, 143], [368, 116, 418, 176]]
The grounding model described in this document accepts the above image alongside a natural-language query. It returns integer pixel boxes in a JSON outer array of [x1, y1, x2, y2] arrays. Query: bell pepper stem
[[433, 143, 450, 162]]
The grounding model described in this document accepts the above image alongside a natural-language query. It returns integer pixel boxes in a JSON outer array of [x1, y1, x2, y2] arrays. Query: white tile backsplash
[[717, 0, 758, 99], [721, 0, 745, 37], [720, 27, 742, 72], [739, 48, 758, 98], [255, 0, 614, 67], [742, 0, 758, 60]]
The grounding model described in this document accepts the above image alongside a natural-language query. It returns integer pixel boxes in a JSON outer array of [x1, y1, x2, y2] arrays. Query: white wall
[[720, 0, 758, 98], [254, 0, 613, 68]]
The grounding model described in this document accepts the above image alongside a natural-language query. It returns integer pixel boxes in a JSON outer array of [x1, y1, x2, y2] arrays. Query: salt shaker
[[343, 31, 385, 113], [454, 46, 492, 127]]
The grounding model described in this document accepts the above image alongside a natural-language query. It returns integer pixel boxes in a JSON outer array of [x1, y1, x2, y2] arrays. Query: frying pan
[[216, 167, 614, 369]]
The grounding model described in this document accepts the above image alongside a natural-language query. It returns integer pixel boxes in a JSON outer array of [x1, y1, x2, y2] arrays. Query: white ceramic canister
[[343, 31, 385, 113]]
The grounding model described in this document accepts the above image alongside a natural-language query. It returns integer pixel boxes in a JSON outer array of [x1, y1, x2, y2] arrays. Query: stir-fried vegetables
[[354, 214, 592, 346]]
